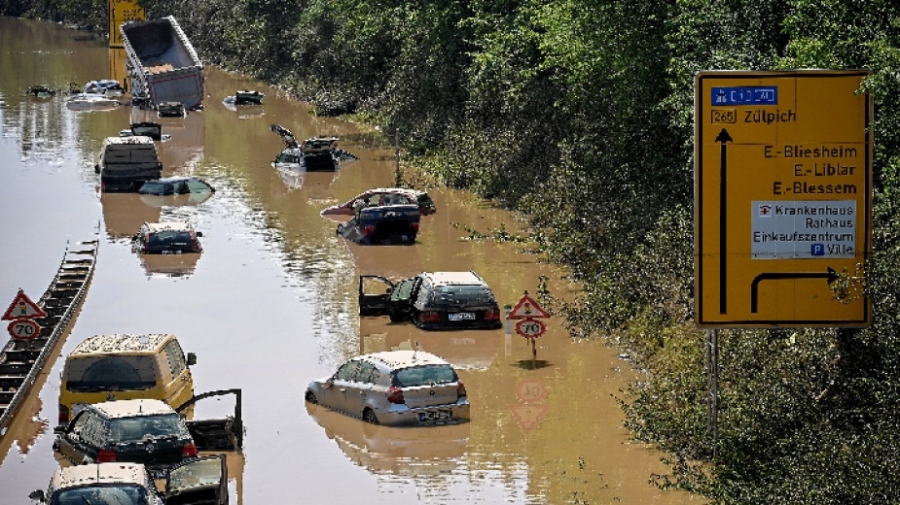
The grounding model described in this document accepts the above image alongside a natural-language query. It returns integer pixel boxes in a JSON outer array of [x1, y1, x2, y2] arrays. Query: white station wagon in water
[[305, 350, 470, 426]]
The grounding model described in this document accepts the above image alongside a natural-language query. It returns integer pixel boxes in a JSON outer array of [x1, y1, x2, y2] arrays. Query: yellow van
[[58, 334, 196, 425]]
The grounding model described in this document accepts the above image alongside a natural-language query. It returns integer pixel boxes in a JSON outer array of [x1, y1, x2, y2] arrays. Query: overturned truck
[[121, 16, 204, 110]]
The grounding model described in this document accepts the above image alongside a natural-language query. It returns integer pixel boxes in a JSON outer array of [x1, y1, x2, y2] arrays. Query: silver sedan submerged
[[305, 350, 470, 426]]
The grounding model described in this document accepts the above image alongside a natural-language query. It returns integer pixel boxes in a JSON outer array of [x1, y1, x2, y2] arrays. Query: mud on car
[[359, 271, 503, 330]]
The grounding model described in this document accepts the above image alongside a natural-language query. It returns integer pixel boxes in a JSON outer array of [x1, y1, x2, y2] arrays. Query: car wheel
[[362, 408, 379, 425], [305, 390, 317, 404]]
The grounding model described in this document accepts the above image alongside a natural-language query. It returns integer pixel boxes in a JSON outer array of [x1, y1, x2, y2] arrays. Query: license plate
[[448, 312, 475, 321], [418, 410, 452, 422]]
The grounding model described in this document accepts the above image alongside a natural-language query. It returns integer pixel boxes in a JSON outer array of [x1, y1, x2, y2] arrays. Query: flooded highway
[[0, 17, 699, 504]]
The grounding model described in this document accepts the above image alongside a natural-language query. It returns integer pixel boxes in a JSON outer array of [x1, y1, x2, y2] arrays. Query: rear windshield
[[65, 356, 158, 392], [52, 484, 148, 505], [109, 413, 184, 442], [392, 364, 458, 387], [433, 285, 495, 305], [149, 230, 193, 245]]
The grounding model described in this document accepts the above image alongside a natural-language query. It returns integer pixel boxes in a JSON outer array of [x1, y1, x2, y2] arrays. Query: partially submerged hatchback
[[305, 350, 469, 426], [53, 399, 199, 471], [29, 458, 229, 505], [133, 221, 203, 254], [54, 391, 243, 475], [360, 271, 503, 330], [337, 204, 421, 245]]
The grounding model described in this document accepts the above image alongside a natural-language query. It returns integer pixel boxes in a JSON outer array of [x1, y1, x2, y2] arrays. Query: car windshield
[[52, 484, 148, 505], [433, 285, 495, 306], [109, 413, 184, 442], [392, 364, 458, 387], [65, 356, 157, 392]]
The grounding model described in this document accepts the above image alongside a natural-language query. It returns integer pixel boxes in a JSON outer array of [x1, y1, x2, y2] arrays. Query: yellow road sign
[[695, 70, 872, 328], [108, 0, 145, 48]]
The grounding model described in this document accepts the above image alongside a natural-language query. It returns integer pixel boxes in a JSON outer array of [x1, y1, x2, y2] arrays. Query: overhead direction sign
[[508, 293, 550, 319], [2, 290, 47, 320], [695, 70, 872, 328]]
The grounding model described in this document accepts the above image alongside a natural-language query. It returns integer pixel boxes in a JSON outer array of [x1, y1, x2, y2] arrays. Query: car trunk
[[112, 435, 189, 467], [402, 383, 460, 409]]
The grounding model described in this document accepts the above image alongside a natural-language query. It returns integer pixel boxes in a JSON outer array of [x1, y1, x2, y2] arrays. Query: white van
[[95, 136, 162, 192]]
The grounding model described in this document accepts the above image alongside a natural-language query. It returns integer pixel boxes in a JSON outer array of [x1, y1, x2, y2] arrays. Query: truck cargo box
[[121, 16, 204, 110]]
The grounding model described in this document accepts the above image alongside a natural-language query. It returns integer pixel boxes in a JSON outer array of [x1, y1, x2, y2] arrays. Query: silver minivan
[[305, 350, 470, 426]]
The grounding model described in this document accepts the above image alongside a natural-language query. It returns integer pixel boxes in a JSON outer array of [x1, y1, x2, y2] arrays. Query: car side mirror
[[53, 425, 67, 434], [195, 231, 203, 237], [28, 490, 45, 502], [186, 352, 197, 366], [94, 164, 100, 174]]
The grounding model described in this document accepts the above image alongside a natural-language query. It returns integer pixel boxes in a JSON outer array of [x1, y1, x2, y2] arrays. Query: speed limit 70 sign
[[515, 318, 546, 338], [8, 318, 42, 340]]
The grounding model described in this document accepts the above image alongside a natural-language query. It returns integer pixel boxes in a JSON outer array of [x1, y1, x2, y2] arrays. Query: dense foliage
[[5, 0, 899, 502]]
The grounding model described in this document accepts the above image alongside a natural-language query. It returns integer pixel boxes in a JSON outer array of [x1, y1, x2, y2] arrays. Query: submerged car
[[139, 177, 216, 197], [337, 203, 420, 245], [120, 121, 164, 141], [360, 271, 503, 330], [223, 90, 264, 106], [29, 457, 228, 505], [133, 221, 203, 254], [54, 399, 198, 471], [157, 101, 186, 118], [321, 188, 436, 219], [269, 124, 341, 171], [53, 391, 243, 473], [305, 350, 470, 426]]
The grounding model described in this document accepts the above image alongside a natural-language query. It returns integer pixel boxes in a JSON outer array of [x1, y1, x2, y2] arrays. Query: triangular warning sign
[[508, 294, 550, 319], [2, 291, 47, 320]]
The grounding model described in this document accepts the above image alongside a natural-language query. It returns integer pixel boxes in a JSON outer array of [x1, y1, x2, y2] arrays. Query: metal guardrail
[[0, 234, 99, 433]]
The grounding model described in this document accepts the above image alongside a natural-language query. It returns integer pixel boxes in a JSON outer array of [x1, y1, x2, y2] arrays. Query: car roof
[[51, 463, 148, 490], [149, 176, 202, 183], [92, 398, 175, 418], [70, 333, 173, 356], [363, 188, 427, 198], [421, 271, 487, 286], [102, 136, 155, 146], [142, 221, 193, 232], [360, 350, 451, 370]]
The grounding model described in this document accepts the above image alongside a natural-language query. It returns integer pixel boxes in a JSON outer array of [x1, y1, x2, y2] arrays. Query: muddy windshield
[[51, 484, 149, 505], [65, 356, 158, 392], [392, 365, 458, 387]]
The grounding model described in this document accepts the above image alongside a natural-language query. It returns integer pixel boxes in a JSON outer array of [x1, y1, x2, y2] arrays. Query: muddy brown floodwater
[[0, 16, 701, 505]]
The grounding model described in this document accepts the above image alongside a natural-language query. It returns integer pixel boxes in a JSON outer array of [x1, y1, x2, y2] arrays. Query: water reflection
[[100, 192, 161, 239], [137, 252, 202, 278], [306, 402, 469, 476]]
